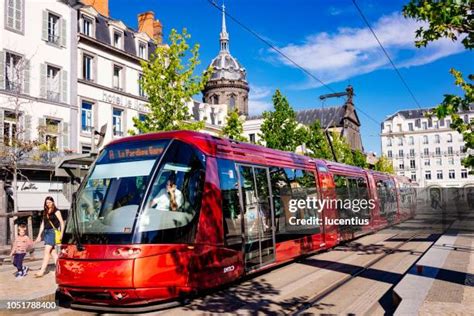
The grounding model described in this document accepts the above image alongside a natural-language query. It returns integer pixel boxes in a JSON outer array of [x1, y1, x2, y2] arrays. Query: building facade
[[381, 107, 474, 200], [202, 4, 249, 116], [76, 4, 161, 153]]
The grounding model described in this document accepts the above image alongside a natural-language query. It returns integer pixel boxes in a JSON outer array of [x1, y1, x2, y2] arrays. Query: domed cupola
[[202, 4, 250, 116]]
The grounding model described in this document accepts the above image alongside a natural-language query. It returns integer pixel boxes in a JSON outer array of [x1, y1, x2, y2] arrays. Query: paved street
[[0, 207, 472, 315]]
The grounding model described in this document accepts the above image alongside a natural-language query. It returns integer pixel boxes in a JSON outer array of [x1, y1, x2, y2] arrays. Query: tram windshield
[[64, 139, 206, 244]]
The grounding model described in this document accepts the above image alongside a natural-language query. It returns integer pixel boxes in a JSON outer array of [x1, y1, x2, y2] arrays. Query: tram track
[[291, 218, 453, 315]]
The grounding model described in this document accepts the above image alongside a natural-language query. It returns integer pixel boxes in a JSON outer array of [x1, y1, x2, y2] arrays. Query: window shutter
[[23, 114, 32, 141], [0, 51, 5, 90], [40, 63, 47, 98], [0, 110, 4, 145], [61, 69, 68, 103], [22, 58, 30, 95], [38, 117, 46, 142], [42, 11, 48, 41], [62, 121, 69, 149], [60, 18, 67, 47]]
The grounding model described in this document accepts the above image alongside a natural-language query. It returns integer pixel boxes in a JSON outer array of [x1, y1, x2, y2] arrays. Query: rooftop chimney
[[82, 0, 109, 17], [138, 11, 163, 44]]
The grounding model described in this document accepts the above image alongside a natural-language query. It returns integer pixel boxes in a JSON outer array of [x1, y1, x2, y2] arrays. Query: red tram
[[56, 131, 416, 311]]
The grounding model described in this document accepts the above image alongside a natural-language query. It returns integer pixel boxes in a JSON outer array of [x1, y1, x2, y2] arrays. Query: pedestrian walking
[[34, 196, 65, 277], [9, 224, 33, 279]]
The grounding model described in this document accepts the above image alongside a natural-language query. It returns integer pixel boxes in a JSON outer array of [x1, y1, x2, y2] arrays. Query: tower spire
[[220, 2, 229, 52]]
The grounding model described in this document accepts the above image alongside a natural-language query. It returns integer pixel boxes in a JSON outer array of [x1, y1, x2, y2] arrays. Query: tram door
[[237, 165, 275, 272]]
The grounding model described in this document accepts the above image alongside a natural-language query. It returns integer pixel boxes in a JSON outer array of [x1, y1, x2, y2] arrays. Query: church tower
[[202, 4, 250, 115]]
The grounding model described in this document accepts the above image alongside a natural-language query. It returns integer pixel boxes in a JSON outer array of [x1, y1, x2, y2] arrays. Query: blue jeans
[[44, 229, 56, 246]]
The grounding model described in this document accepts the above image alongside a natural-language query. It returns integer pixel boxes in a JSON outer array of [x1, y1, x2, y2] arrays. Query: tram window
[[269, 167, 291, 234], [138, 141, 205, 243], [217, 159, 242, 246]]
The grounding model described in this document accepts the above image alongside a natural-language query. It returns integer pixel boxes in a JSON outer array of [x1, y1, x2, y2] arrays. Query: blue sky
[[110, 0, 473, 154]]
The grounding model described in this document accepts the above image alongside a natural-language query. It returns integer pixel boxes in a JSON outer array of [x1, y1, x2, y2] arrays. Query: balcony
[[0, 147, 75, 169], [47, 90, 60, 102]]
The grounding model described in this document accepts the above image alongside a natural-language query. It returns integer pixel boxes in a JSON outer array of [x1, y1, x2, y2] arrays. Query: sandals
[[34, 272, 45, 278]]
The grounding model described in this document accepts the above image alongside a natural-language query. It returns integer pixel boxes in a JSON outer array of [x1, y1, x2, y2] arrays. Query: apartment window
[[446, 119, 451, 127], [387, 150, 392, 158], [3, 111, 18, 146], [138, 73, 145, 97], [434, 134, 440, 144], [449, 170, 455, 179], [138, 113, 146, 122], [112, 108, 123, 136], [398, 137, 403, 146], [424, 159, 430, 166], [47, 13, 60, 44], [81, 101, 93, 133], [435, 147, 441, 156], [82, 54, 93, 81], [113, 65, 122, 90], [387, 138, 392, 147], [410, 160, 415, 169], [439, 119, 445, 127], [428, 118, 433, 128], [411, 173, 416, 181], [5, 52, 23, 92], [436, 158, 442, 166], [399, 161, 404, 169], [408, 122, 414, 131], [409, 149, 415, 157], [408, 136, 414, 145], [397, 124, 402, 132], [399, 149, 404, 157], [249, 133, 256, 144], [448, 146, 453, 155], [386, 124, 392, 132], [461, 169, 468, 179], [423, 148, 429, 156], [422, 121, 427, 130], [81, 145, 91, 154], [6, 0, 24, 32], [138, 42, 147, 59], [447, 134, 453, 143], [46, 65, 60, 102], [460, 145, 465, 153], [113, 31, 122, 49], [44, 118, 60, 151], [437, 170, 443, 180], [423, 135, 428, 144], [448, 157, 454, 165], [82, 16, 93, 36], [425, 171, 431, 180]]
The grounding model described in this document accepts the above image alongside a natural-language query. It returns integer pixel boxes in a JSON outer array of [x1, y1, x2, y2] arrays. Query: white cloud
[[270, 13, 465, 89], [248, 85, 273, 116]]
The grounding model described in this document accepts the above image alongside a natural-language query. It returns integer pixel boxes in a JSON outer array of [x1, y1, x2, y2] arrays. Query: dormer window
[[82, 15, 94, 37], [113, 31, 122, 49], [138, 42, 147, 59]]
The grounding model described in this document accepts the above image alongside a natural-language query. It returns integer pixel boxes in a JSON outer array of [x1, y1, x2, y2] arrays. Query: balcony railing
[[47, 90, 60, 102]]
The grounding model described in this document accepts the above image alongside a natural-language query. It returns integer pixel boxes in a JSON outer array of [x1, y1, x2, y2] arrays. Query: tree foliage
[[259, 90, 306, 152], [331, 132, 354, 165], [403, 0, 473, 170], [305, 120, 333, 160], [220, 109, 247, 141], [402, 0, 473, 49], [374, 155, 395, 174], [132, 29, 211, 133], [352, 150, 368, 168]]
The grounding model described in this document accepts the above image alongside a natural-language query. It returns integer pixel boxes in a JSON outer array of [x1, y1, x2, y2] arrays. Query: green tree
[[352, 150, 368, 168], [220, 109, 247, 141], [259, 90, 306, 152], [403, 0, 473, 49], [305, 120, 333, 160], [403, 0, 473, 170], [331, 132, 354, 165], [374, 155, 395, 174], [132, 29, 212, 134]]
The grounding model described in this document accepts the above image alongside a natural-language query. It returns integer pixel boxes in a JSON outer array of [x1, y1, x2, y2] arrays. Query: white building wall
[[381, 110, 474, 190]]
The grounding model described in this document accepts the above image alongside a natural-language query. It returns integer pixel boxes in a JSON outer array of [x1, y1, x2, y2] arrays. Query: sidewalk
[[394, 214, 474, 315], [0, 243, 57, 301]]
